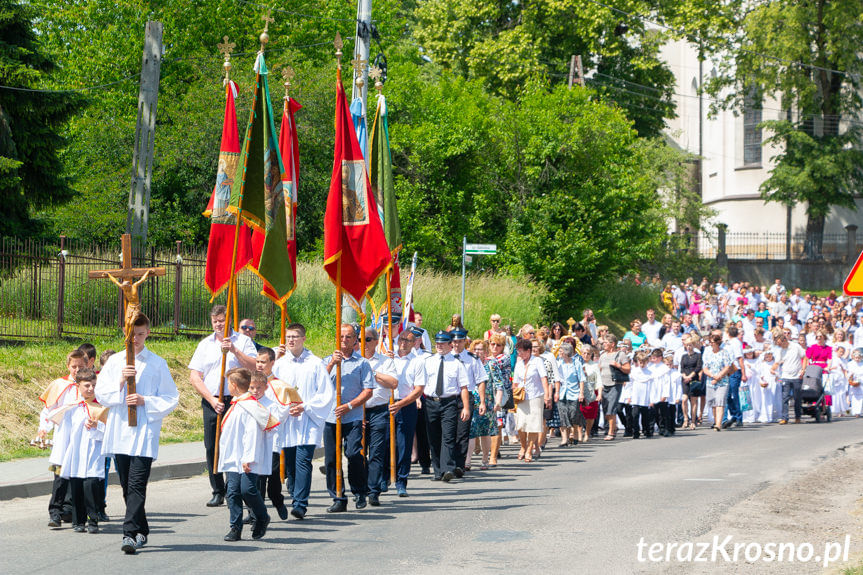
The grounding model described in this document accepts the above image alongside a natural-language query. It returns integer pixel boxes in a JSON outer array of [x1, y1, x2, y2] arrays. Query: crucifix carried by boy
[[88, 234, 166, 426]]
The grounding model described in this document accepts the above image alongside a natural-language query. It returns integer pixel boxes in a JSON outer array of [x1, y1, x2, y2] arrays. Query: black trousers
[[324, 420, 368, 501], [69, 477, 100, 526], [619, 403, 633, 435], [656, 401, 676, 435], [454, 396, 473, 470], [415, 399, 431, 470], [425, 396, 459, 478], [114, 454, 153, 538], [629, 405, 653, 438], [365, 405, 390, 495], [202, 396, 231, 496], [48, 474, 70, 520]]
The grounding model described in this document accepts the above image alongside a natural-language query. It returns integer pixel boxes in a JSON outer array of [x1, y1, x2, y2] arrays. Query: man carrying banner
[[323, 325, 375, 511]]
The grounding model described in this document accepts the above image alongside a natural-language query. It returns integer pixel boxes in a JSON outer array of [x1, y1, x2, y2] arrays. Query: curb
[[0, 447, 324, 501]]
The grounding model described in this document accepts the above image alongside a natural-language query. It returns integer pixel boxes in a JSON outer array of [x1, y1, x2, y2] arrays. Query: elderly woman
[[702, 333, 734, 431], [488, 333, 512, 465], [466, 339, 498, 470], [513, 339, 550, 462], [533, 339, 560, 451], [598, 334, 629, 440], [555, 342, 585, 447]]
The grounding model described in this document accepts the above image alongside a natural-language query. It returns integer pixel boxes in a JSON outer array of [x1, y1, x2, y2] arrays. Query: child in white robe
[[742, 349, 760, 423], [626, 351, 654, 438], [219, 369, 279, 541], [757, 350, 778, 423], [40, 349, 88, 528], [48, 369, 107, 533], [664, 351, 682, 435], [829, 347, 849, 417]]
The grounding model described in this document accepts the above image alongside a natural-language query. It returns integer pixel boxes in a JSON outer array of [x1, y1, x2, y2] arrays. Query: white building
[[660, 39, 863, 241]]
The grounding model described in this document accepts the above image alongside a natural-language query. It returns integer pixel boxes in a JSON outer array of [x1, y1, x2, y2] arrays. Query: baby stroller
[[801, 365, 831, 423]]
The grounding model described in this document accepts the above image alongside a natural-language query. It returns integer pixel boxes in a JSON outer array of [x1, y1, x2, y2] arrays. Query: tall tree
[[411, 0, 678, 138], [0, 0, 81, 237], [676, 0, 863, 258]]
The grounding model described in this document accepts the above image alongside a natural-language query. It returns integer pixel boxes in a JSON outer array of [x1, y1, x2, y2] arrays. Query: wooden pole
[[335, 260, 345, 498], [360, 313, 367, 457], [387, 268, 396, 485], [279, 303, 287, 483], [214, 77, 250, 471]]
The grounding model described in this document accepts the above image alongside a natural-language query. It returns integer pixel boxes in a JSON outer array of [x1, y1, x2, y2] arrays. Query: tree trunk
[[804, 212, 825, 260]]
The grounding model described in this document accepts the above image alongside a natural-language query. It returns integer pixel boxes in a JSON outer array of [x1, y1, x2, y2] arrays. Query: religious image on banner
[[264, 148, 284, 230], [212, 151, 240, 223], [341, 159, 369, 226]]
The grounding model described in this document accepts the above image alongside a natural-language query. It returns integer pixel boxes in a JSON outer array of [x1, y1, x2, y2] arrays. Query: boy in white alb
[[219, 369, 278, 542], [96, 314, 178, 555], [742, 347, 760, 423], [664, 351, 682, 434], [41, 349, 88, 527], [48, 368, 107, 533], [847, 349, 863, 416]]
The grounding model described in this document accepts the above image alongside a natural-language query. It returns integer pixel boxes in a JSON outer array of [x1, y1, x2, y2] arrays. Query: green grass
[[590, 280, 663, 335]]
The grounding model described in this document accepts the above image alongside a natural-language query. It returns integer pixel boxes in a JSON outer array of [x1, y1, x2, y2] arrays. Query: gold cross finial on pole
[[351, 57, 367, 89], [282, 66, 295, 100], [369, 65, 383, 94], [260, 9, 274, 52], [217, 36, 235, 86], [334, 32, 343, 70]]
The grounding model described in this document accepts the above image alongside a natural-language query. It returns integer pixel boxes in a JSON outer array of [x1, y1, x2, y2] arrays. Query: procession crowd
[[34, 277, 863, 554]]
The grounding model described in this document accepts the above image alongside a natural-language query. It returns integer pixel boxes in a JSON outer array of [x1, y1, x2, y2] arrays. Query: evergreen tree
[[0, 0, 81, 237]]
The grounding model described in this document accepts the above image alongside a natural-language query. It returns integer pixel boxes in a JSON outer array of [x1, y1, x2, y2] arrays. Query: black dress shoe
[[453, 467, 464, 478], [251, 516, 270, 540], [276, 503, 288, 520], [290, 507, 305, 520], [206, 494, 225, 507], [441, 471, 454, 482], [368, 494, 380, 507], [327, 500, 347, 513], [96, 511, 110, 522], [224, 527, 241, 542], [355, 495, 367, 510]]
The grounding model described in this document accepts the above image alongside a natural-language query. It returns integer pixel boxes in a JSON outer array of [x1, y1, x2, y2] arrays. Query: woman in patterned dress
[[488, 333, 512, 465], [468, 339, 499, 470]]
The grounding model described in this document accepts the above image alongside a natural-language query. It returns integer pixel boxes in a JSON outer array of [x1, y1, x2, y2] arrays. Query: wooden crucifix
[[88, 234, 166, 426]]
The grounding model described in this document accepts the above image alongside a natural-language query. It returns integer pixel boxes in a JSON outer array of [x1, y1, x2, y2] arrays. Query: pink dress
[[806, 344, 832, 373]]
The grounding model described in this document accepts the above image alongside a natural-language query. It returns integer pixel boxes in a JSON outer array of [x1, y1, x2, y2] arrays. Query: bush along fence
[[0, 235, 293, 342]]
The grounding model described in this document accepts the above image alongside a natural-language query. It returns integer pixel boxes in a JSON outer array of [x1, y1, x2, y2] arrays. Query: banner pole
[[335, 260, 345, 499], [387, 268, 396, 485]]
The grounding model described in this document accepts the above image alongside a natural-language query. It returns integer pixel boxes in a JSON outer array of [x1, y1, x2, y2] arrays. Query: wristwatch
[[346, 402, 353, 411]]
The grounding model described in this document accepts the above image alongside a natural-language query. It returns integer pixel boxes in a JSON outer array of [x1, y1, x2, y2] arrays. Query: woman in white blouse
[[512, 339, 550, 462]]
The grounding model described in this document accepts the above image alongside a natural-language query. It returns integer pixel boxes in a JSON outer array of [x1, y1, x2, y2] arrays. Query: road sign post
[[461, 240, 497, 318]]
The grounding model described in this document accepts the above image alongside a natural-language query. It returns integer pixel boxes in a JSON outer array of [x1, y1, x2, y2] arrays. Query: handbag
[[512, 386, 526, 403], [500, 385, 515, 411]]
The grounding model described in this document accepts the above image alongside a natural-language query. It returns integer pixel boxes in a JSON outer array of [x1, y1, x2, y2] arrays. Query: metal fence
[[0, 236, 283, 341], [691, 231, 859, 261]]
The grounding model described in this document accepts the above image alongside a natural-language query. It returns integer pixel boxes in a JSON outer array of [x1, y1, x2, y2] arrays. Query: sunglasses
[[240, 325, 256, 331], [365, 336, 376, 342]]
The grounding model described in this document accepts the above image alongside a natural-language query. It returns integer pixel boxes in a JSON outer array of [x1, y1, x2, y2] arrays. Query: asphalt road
[[2, 417, 861, 575]]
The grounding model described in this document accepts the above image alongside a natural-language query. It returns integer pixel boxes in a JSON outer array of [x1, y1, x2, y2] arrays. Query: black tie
[[435, 356, 445, 397]]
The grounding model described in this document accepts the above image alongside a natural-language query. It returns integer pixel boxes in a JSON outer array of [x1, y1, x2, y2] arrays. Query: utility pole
[[568, 55, 584, 88], [352, 0, 372, 139], [126, 21, 163, 255]]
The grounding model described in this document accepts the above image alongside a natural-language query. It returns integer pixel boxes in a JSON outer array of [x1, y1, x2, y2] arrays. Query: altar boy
[[48, 368, 108, 533], [219, 369, 279, 542], [96, 314, 179, 555]]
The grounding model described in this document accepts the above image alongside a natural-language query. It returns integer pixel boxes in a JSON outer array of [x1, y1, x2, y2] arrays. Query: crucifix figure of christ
[[88, 234, 166, 426]]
